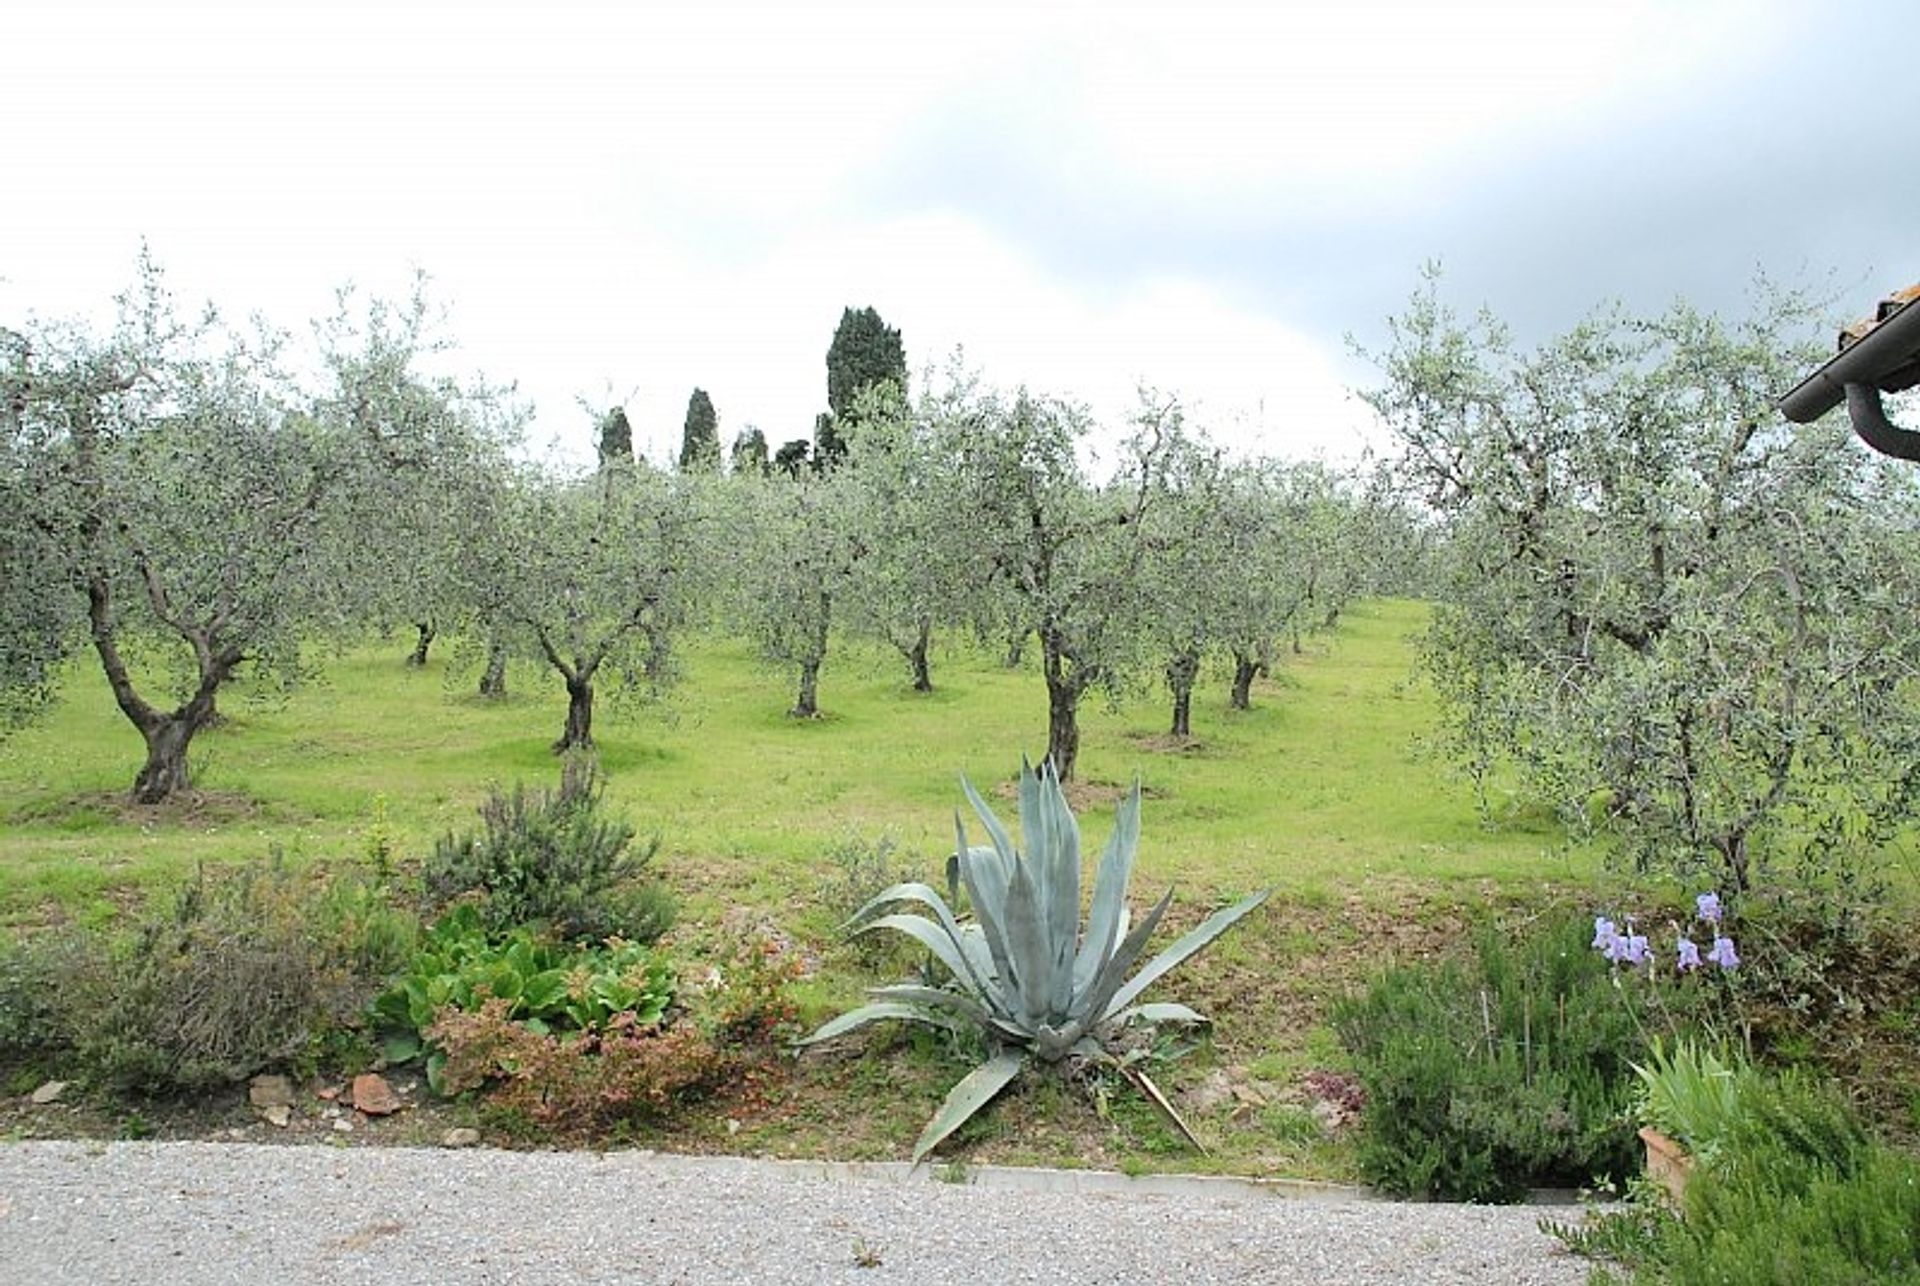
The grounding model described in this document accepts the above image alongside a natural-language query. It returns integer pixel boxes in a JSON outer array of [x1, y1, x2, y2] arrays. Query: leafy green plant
[[797, 759, 1269, 1162], [423, 755, 674, 944], [1631, 1038, 1750, 1168], [372, 903, 674, 1093], [1334, 913, 1646, 1202], [1551, 1070, 1911, 1284]]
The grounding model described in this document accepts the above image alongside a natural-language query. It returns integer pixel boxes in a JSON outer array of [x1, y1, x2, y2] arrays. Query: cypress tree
[[679, 388, 721, 472]]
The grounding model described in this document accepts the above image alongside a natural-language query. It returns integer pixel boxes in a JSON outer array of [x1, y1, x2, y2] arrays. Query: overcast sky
[[5, 0, 1914, 466]]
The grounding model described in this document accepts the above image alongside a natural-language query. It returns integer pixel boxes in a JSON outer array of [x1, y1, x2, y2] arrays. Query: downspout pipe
[[1777, 295, 1920, 460], [1843, 382, 1920, 462]]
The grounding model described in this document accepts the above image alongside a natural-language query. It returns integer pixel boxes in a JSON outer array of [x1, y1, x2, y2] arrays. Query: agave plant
[[797, 759, 1269, 1163]]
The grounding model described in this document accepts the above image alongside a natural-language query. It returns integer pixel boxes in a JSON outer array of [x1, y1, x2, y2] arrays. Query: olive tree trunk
[[1229, 651, 1260, 711], [1166, 649, 1199, 738], [406, 621, 435, 667]]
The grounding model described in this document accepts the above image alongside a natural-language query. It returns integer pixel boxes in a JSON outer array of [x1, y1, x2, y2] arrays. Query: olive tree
[[4, 258, 379, 801], [476, 458, 696, 752], [1365, 273, 1920, 895], [956, 386, 1175, 781], [836, 379, 982, 693], [721, 465, 854, 718]]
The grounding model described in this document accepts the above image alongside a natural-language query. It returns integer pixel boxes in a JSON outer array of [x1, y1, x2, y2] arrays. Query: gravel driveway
[[0, 1141, 1593, 1284]]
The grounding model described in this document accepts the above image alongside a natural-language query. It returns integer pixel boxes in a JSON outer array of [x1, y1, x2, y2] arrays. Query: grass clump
[[424, 754, 674, 946], [1332, 913, 1644, 1202]]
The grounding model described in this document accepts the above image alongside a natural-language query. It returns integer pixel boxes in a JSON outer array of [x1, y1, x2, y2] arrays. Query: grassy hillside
[[0, 599, 1595, 925]]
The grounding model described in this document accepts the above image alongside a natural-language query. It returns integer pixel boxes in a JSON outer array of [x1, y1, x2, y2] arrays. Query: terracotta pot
[[1638, 1125, 1693, 1206]]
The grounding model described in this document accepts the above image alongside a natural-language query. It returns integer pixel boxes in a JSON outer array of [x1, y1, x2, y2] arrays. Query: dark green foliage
[[0, 929, 88, 1068], [773, 438, 811, 476], [730, 426, 770, 476], [823, 305, 906, 463], [1553, 1072, 1918, 1284], [596, 406, 634, 472], [813, 410, 843, 468], [77, 862, 397, 1094], [423, 757, 675, 945], [1333, 914, 1645, 1202], [679, 388, 720, 473]]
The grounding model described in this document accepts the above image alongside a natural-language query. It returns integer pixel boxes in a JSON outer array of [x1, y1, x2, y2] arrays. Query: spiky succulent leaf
[[842, 884, 1002, 1008], [842, 881, 952, 930], [863, 984, 1027, 1043], [851, 912, 1008, 1016], [1077, 886, 1176, 1031], [1073, 783, 1141, 998], [796, 1002, 956, 1047], [912, 1050, 1028, 1164], [1031, 765, 1082, 1017], [953, 819, 1023, 1020], [1001, 855, 1052, 1025], [1100, 889, 1271, 1021]]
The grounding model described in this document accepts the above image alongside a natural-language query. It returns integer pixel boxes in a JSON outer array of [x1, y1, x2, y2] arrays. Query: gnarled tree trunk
[[1041, 630, 1087, 782], [556, 673, 594, 752], [406, 620, 435, 667], [902, 615, 933, 693], [791, 658, 823, 718], [789, 590, 831, 718], [1229, 650, 1259, 711], [1166, 649, 1199, 738], [478, 636, 509, 697]]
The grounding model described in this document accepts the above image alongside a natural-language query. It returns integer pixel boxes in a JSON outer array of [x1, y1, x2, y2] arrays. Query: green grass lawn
[[0, 599, 1597, 925]]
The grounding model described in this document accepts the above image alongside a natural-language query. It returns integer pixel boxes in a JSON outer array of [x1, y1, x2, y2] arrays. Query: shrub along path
[[0, 1140, 1589, 1285]]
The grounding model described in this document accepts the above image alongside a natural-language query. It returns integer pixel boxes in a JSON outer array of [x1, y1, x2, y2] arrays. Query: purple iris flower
[[1593, 917, 1618, 951], [1676, 937, 1702, 972], [1696, 892, 1723, 925], [1623, 932, 1651, 967], [1706, 935, 1740, 969]]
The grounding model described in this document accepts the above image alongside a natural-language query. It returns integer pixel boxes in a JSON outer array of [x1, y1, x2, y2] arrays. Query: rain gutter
[[1777, 294, 1920, 460]]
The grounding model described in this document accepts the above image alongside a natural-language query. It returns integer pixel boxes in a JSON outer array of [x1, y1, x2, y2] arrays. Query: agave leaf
[[1079, 886, 1176, 1026], [843, 881, 956, 930], [1073, 782, 1141, 1000], [1109, 1001, 1208, 1027], [1125, 1064, 1208, 1154], [845, 884, 1002, 1006], [954, 815, 1017, 1005], [960, 776, 1020, 878], [912, 1050, 1028, 1164], [867, 984, 1031, 1044], [1037, 765, 1082, 1018], [795, 1001, 956, 1047], [853, 913, 1006, 1014], [1100, 889, 1271, 1021], [1001, 857, 1054, 1026]]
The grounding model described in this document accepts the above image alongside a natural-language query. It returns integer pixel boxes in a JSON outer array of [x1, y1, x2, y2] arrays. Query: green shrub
[[372, 903, 677, 1094], [424, 756, 674, 944], [1552, 1071, 1915, 1283], [0, 928, 89, 1068], [78, 861, 384, 1094], [1333, 913, 1645, 1202]]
